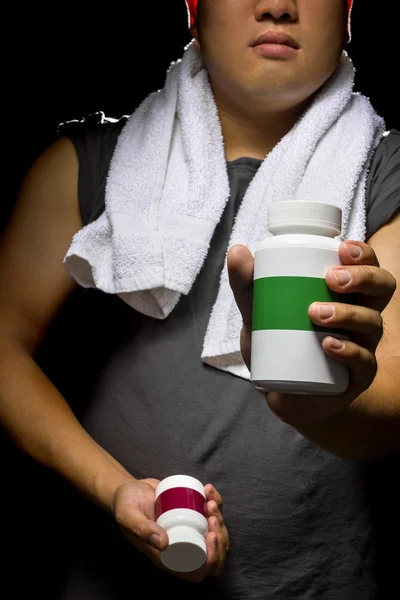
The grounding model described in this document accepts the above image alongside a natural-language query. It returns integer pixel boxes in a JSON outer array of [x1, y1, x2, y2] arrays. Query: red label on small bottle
[[155, 487, 207, 520]]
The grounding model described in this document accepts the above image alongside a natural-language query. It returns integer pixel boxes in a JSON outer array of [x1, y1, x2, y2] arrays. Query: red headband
[[185, 0, 198, 28], [185, 1, 354, 38]]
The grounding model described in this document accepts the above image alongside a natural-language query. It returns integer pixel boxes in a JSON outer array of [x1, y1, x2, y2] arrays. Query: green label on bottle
[[252, 276, 349, 334]]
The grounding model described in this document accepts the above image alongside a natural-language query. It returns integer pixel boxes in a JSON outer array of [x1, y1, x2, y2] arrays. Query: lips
[[251, 31, 300, 50]]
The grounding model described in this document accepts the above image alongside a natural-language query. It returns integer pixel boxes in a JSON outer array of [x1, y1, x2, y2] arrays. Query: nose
[[254, 0, 298, 23]]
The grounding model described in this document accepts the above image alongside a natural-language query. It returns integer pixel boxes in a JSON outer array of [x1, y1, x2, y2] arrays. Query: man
[[0, 1, 399, 598]]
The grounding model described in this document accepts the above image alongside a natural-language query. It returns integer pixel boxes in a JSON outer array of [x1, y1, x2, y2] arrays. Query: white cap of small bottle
[[155, 475, 208, 573], [267, 201, 342, 237]]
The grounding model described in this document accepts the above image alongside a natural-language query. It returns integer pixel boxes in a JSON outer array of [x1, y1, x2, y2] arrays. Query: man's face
[[193, 0, 348, 111]]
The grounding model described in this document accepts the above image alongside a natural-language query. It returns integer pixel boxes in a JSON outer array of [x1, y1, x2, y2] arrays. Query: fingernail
[[150, 534, 161, 550], [317, 304, 334, 320], [329, 337, 344, 350], [334, 269, 351, 286], [347, 244, 362, 259]]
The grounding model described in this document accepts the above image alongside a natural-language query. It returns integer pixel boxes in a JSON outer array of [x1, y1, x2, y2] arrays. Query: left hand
[[115, 480, 229, 582], [227, 240, 397, 426]]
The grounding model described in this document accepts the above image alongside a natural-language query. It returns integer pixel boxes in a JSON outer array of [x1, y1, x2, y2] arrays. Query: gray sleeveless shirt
[[43, 115, 400, 600]]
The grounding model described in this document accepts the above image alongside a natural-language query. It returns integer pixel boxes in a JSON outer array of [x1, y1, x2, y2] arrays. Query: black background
[[2, 1, 399, 597]]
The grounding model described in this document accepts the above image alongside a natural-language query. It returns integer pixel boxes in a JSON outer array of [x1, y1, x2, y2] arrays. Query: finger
[[322, 336, 377, 392], [227, 244, 254, 328], [326, 265, 396, 297], [222, 525, 230, 552], [326, 265, 396, 312], [214, 529, 230, 575], [339, 241, 380, 267], [205, 484, 223, 511], [204, 532, 220, 574], [212, 518, 230, 553], [308, 302, 383, 351], [208, 515, 229, 575], [208, 515, 220, 534], [118, 508, 169, 552], [207, 500, 225, 527]]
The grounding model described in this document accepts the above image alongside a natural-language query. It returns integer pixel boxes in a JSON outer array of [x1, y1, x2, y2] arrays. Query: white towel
[[64, 41, 386, 380]]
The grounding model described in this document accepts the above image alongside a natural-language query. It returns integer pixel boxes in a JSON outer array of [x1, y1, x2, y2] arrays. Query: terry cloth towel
[[64, 41, 386, 380]]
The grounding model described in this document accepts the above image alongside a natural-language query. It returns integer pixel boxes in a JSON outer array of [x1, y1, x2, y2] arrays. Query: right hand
[[113, 478, 230, 582]]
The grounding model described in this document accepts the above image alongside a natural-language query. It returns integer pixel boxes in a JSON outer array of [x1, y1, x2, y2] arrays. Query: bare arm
[[296, 211, 400, 459], [0, 141, 230, 576], [0, 138, 133, 513]]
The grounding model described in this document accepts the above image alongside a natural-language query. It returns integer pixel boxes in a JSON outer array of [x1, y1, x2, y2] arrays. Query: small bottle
[[251, 201, 349, 395], [155, 475, 208, 572]]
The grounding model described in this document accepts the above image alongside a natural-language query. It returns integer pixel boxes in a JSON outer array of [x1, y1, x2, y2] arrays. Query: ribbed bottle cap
[[267, 201, 342, 237], [160, 526, 207, 573]]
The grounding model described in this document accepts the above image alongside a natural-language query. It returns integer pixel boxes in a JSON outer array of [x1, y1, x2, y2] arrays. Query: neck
[[215, 92, 313, 162]]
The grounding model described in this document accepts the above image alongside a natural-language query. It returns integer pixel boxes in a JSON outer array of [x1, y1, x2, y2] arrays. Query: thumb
[[121, 509, 169, 551], [227, 244, 254, 328]]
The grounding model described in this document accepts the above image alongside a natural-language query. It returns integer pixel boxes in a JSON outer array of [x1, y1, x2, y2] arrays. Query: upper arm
[[368, 209, 400, 357], [0, 137, 83, 352], [366, 131, 400, 239]]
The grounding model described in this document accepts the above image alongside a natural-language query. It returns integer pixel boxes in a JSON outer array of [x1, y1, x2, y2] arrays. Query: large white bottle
[[251, 201, 349, 395]]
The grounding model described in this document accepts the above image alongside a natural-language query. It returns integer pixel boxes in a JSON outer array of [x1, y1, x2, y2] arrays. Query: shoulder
[[369, 129, 400, 187], [56, 110, 129, 186], [366, 129, 400, 239], [57, 112, 129, 226], [57, 110, 128, 151]]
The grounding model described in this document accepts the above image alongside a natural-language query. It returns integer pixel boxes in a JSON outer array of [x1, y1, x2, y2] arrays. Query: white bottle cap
[[267, 201, 342, 237], [155, 474, 205, 498], [160, 525, 207, 573]]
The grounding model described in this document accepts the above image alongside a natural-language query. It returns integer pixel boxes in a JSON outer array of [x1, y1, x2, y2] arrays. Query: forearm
[[0, 342, 134, 513], [297, 354, 400, 460]]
